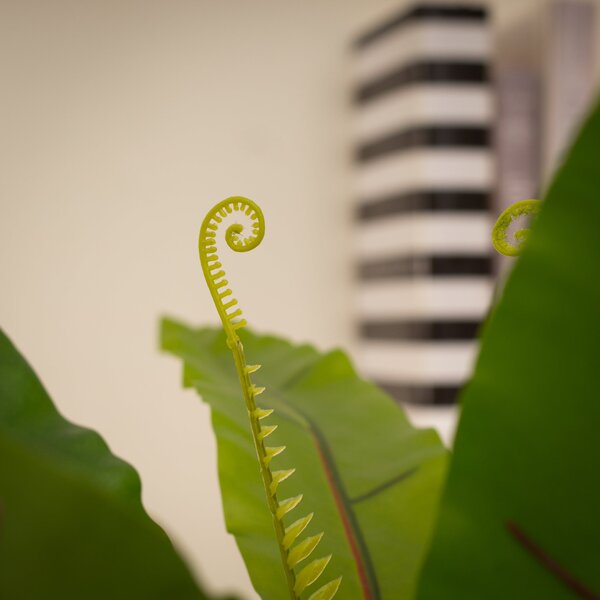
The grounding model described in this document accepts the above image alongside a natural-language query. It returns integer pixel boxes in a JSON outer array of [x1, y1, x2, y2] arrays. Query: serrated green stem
[[198, 196, 297, 599], [231, 341, 297, 599]]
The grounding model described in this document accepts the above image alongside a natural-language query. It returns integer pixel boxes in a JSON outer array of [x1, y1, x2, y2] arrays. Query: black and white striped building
[[353, 5, 494, 409]]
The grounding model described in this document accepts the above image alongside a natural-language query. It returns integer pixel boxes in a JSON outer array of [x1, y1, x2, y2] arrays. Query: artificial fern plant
[[1, 99, 599, 600], [198, 197, 341, 600]]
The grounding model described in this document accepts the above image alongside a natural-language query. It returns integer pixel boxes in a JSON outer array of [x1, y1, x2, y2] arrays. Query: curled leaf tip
[[199, 196, 265, 343], [492, 199, 542, 257]]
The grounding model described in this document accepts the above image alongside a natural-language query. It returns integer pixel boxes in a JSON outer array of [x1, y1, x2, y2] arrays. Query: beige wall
[[0, 1, 400, 597], [1, 1, 598, 598]]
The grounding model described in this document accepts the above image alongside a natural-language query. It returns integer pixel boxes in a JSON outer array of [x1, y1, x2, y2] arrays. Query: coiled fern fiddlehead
[[199, 197, 341, 600], [492, 199, 542, 256]]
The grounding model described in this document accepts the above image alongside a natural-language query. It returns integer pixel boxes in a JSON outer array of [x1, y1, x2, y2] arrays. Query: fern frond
[[308, 577, 342, 600], [283, 514, 313, 549], [258, 424, 278, 440], [264, 445, 286, 465], [198, 197, 341, 599], [294, 555, 331, 596], [277, 495, 303, 520], [251, 385, 266, 396], [270, 469, 296, 495], [288, 533, 323, 568], [492, 199, 542, 256], [254, 407, 273, 420]]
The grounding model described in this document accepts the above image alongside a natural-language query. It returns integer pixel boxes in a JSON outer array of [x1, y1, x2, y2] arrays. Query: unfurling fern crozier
[[198, 196, 341, 600], [492, 199, 542, 257]]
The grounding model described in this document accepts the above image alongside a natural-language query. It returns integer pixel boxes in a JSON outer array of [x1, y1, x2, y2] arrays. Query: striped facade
[[353, 5, 494, 407]]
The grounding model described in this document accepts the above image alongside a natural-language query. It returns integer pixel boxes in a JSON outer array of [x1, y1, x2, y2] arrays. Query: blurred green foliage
[[0, 329, 212, 599], [417, 100, 600, 599]]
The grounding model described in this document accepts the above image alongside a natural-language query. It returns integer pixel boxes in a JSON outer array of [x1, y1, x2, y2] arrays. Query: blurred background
[[1, 0, 598, 597]]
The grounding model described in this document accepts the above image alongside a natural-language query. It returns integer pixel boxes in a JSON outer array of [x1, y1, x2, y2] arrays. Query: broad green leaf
[[161, 319, 448, 600], [417, 100, 600, 599], [0, 329, 213, 599]]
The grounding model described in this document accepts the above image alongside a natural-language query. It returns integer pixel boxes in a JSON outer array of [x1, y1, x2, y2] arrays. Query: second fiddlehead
[[199, 196, 341, 600], [492, 199, 542, 256]]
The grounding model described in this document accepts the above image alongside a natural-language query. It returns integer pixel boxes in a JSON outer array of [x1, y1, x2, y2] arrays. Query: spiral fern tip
[[492, 199, 542, 257]]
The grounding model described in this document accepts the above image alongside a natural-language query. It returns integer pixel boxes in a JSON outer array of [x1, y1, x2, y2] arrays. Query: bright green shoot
[[198, 197, 341, 600], [492, 199, 542, 256]]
